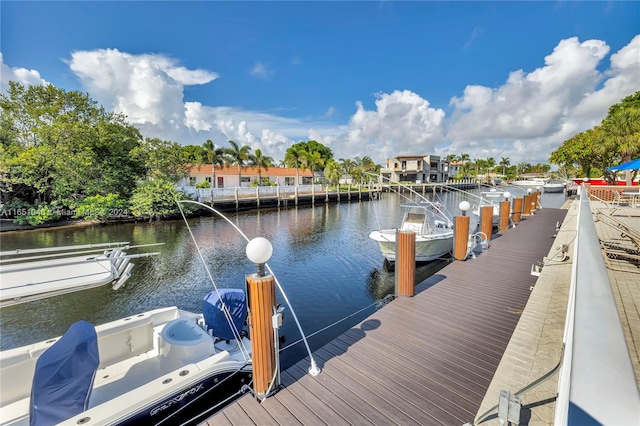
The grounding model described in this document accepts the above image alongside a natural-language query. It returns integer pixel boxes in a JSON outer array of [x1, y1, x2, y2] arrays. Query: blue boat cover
[[202, 289, 247, 340], [30, 320, 100, 426]]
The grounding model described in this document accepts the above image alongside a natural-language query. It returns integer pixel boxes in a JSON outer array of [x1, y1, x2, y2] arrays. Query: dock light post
[[499, 191, 511, 230], [246, 237, 279, 398], [454, 201, 471, 260]]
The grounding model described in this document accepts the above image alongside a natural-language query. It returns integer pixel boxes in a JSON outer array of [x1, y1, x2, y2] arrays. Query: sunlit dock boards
[[203, 208, 568, 425]]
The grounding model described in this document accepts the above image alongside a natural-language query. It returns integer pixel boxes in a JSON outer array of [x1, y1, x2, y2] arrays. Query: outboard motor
[[202, 289, 248, 341]]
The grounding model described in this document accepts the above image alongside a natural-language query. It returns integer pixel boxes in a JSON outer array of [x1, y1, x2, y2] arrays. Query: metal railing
[[554, 185, 640, 425]]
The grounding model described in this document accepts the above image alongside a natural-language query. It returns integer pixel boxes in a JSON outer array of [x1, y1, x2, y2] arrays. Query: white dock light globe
[[246, 237, 273, 265], [459, 201, 470, 213], [504, 191, 511, 200]]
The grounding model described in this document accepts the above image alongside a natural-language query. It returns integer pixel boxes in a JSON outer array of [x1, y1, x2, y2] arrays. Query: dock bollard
[[512, 198, 523, 223], [395, 230, 415, 297], [499, 196, 510, 230], [454, 201, 471, 260], [480, 205, 494, 241], [523, 194, 532, 216], [246, 238, 278, 398]]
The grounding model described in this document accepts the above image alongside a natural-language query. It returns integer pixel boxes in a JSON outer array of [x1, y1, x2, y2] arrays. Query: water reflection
[[365, 258, 450, 300], [0, 189, 568, 370]]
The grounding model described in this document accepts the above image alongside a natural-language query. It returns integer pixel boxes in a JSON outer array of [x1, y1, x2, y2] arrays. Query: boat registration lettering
[[150, 382, 204, 416]]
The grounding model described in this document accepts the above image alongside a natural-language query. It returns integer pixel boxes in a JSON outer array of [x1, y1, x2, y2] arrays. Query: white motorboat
[[510, 177, 548, 187], [0, 201, 319, 426], [0, 243, 161, 308], [369, 201, 454, 262], [471, 188, 508, 226], [543, 179, 566, 193], [0, 289, 253, 426]]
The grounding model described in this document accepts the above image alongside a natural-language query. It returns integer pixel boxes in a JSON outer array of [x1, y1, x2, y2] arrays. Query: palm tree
[[499, 157, 510, 176], [202, 139, 226, 188], [338, 158, 356, 184], [602, 109, 640, 185], [323, 159, 341, 186], [284, 148, 305, 185], [248, 149, 274, 186], [486, 157, 495, 174], [444, 154, 456, 179], [353, 156, 376, 184], [458, 153, 471, 177], [224, 140, 251, 186]]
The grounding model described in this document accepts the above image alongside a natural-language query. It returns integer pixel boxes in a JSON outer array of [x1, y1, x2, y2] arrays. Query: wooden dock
[[203, 208, 568, 425]]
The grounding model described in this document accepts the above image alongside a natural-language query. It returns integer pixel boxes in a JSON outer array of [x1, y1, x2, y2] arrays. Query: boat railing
[[554, 185, 640, 424]]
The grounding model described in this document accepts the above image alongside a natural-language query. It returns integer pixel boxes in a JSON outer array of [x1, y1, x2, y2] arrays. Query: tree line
[[4, 80, 635, 226], [549, 91, 640, 184], [442, 153, 550, 181], [0, 82, 376, 225]]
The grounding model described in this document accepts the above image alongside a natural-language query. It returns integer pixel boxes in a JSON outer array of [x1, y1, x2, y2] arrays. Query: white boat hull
[[369, 229, 454, 262], [0, 307, 252, 426]]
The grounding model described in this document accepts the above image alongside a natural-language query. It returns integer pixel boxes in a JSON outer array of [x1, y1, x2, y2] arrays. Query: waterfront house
[[178, 165, 315, 188], [379, 155, 449, 184]]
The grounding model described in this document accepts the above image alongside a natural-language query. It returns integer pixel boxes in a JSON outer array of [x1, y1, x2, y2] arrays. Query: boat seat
[[202, 289, 247, 341], [30, 320, 100, 426]]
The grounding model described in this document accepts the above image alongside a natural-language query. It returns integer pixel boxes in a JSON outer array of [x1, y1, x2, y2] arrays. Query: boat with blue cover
[[0, 289, 254, 425]]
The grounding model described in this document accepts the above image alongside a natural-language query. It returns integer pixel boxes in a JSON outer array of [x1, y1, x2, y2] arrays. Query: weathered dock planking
[[203, 208, 568, 425]]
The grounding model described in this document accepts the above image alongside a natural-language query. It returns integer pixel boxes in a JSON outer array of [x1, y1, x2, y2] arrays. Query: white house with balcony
[[379, 155, 449, 184]]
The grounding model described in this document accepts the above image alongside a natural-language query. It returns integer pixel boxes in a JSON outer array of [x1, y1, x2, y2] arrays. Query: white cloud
[[0, 53, 48, 92], [443, 36, 639, 164], [3, 35, 639, 167], [68, 48, 217, 131], [324, 106, 336, 118], [250, 61, 272, 79], [340, 90, 446, 161]]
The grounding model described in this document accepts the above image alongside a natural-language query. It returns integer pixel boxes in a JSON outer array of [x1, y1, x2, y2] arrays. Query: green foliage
[[1, 199, 61, 226], [131, 137, 191, 182], [1, 81, 144, 215], [550, 91, 640, 179], [129, 179, 196, 220], [285, 140, 333, 168], [323, 160, 341, 185], [195, 180, 211, 189], [73, 194, 130, 220]]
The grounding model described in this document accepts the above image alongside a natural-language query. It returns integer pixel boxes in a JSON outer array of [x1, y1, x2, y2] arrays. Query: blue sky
[[2, 1, 639, 166]]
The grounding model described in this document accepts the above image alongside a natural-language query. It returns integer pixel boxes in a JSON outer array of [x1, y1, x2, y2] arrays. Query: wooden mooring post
[[454, 201, 471, 260], [246, 238, 278, 398], [523, 194, 532, 216], [499, 200, 510, 230], [480, 205, 494, 241], [395, 231, 415, 297], [512, 197, 523, 223]]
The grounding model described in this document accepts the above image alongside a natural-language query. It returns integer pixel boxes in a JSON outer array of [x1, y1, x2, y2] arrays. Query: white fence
[[177, 184, 381, 203]]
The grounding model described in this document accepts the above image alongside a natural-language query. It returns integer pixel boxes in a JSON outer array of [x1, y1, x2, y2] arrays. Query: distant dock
[[184, 184, 382, 212]]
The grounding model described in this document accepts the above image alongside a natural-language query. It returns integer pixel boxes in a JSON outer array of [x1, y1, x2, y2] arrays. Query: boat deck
[[203, 208, 568, 425]]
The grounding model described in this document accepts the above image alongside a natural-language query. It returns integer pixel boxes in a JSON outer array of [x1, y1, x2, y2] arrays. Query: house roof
[[188, 164, 314, 177]]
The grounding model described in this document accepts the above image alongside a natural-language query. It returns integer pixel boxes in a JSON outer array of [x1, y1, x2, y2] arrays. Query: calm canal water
[[0, 187, 568, 370]]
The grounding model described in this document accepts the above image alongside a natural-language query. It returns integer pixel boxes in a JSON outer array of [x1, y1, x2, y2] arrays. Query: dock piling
[[480, 205, 494, 241], [395, 231, 415, 297], [454, 201, 471, 260]]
